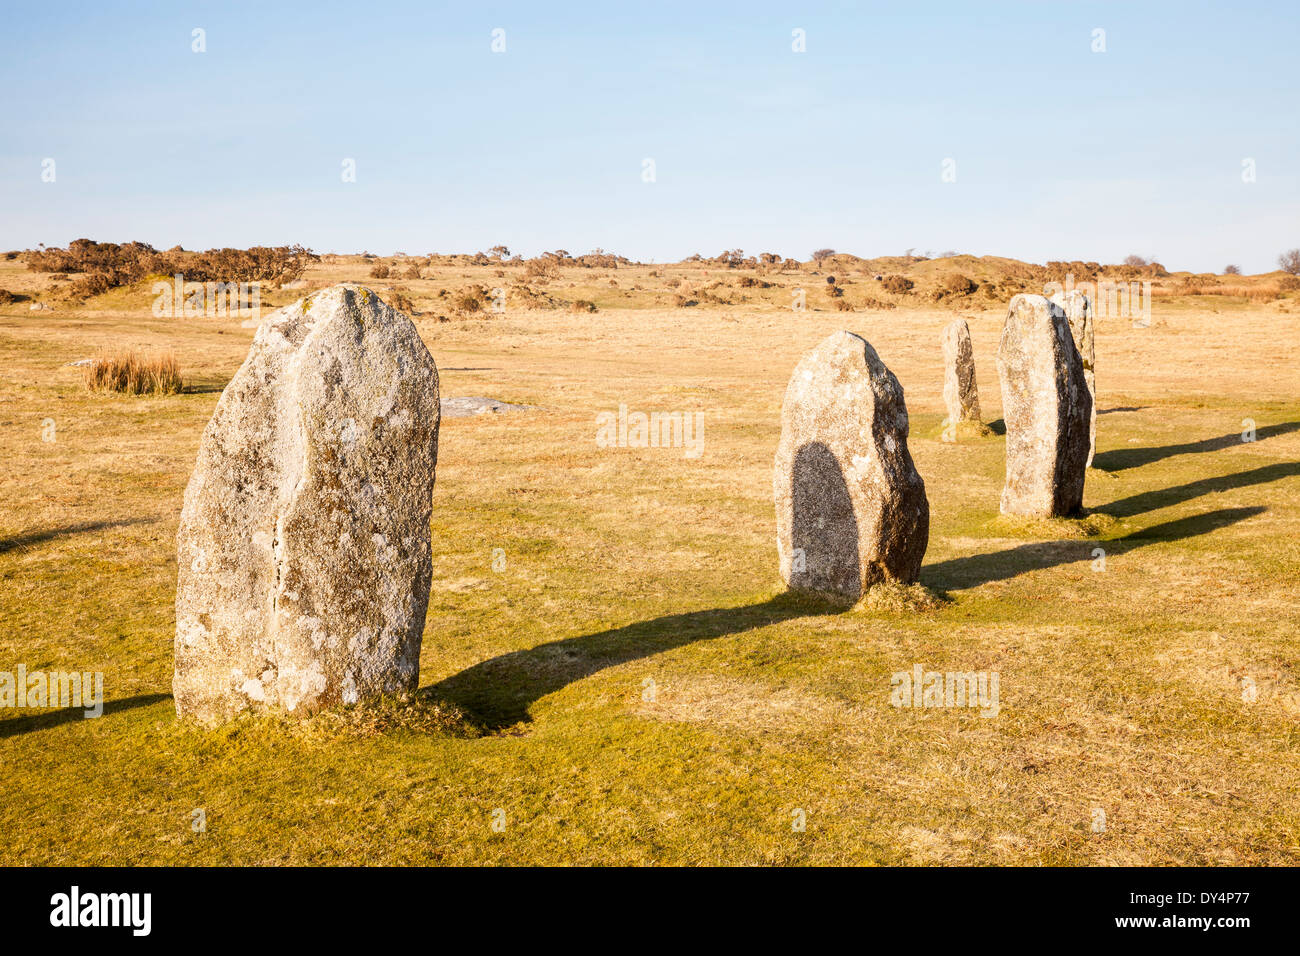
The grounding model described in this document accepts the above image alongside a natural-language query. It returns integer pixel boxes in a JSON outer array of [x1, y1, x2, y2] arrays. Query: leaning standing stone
[[774, 330, 929, 600], [941, 318, 981, 436], [174, 284, 440, 723], [1051, 289, 1096, 466], [997, 294, 1091, 516]]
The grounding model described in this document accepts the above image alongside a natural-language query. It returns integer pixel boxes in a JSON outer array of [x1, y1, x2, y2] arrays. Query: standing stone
[[997, 294, 1091, 517], [174, 284, 440, 723], [1051, 289, 1096, 466], [774, 331, 929, 600], [941, 318, 981, 433]]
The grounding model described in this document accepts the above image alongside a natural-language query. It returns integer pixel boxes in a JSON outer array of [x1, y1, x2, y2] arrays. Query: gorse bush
[[189, 246, 316, 284], [524, 257, 559, 280], [84, 351, 183, 395], [943, 273, 977, 295], [881, 275, 914, 294], [27, 239, 166, 281], [68, 272, 112, 299], [27, 240, 317, 300], [384, 289, 416, 313]]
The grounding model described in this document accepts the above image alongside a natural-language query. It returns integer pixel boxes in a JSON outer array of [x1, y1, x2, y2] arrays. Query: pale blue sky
[[2, 1, 1296, 272]]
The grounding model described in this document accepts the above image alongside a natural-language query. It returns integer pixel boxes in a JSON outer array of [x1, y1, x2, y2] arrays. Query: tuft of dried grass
[[84, 350, 183, 395], [174, 694, 482, 742], [858, 581, 945, 612], [988, 511, 1117, 539]]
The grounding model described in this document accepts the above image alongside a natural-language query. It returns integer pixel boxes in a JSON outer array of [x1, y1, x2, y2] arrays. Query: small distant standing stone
[[773, 330, 929, 600], [997, 294, 1091, 517], [941, 318, 981, 436]]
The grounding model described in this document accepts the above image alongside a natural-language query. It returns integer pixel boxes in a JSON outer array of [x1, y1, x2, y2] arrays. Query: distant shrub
[[84, 351, 182, 395], [385, 289, 416, 313], [881, 275, 914, 294], [454, 293, 481, 313], [1279, 249, 1300, 275], [404, 265, 422, 279], [943, 273, 977, 295], [1178, 276, 1216, 295], [811, 248, 835, 263], [1045, 260, 1101, 279], [1123, 254, 1150, 267], [27, 239, 316, 299], [67, 272, 112, 299], [524, 257, 559, 280], [673, 294, 698, 307], [369, 264, 390, 279], [1279, 276, 1300, 291], [186, 246, 316, 285], [1224, 264, 1242, 275], [834, 299, 853, 311], [569, 299, 598, 313]]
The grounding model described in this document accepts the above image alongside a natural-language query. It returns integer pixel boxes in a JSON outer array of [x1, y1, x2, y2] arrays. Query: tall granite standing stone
[[174, 284, 440, 723], [1051, 289, 1096, 467], [941, 318, 981, 432], [997, 294, 1091, 517], [774, 331, 929, 600]]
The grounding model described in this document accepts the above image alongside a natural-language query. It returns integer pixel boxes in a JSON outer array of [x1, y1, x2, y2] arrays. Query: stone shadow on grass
[[923, 506, 1264, 592], [0, 518, 157, 555], [1098, 462, 1300, 518], [1092, 421, 1300, 472], [427, 592, 844, 730], [0, 693, 171, 738]]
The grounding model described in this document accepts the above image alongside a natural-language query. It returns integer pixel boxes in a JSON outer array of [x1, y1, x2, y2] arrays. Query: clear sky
[[2, 1, 1296, 272]]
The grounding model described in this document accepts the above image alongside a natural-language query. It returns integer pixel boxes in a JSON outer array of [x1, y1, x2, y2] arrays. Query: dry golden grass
[[0, 252, 1298, 865], [84, 349, 183, 395]]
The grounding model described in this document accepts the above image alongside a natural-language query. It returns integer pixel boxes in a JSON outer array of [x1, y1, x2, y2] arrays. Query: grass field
[[2, 254, 1298, 865]]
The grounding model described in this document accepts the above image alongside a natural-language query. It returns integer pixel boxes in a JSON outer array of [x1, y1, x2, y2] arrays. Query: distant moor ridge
[[3, 240, 1299, 318]]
